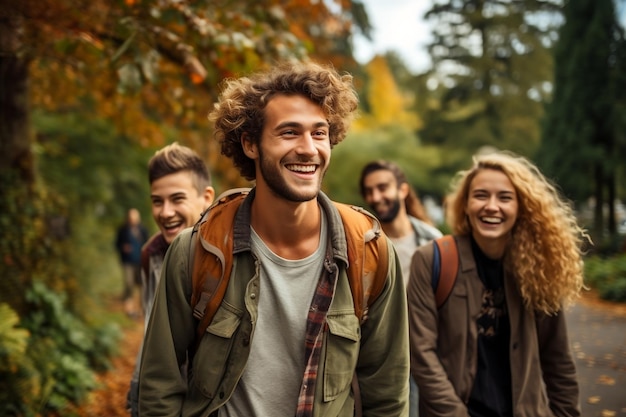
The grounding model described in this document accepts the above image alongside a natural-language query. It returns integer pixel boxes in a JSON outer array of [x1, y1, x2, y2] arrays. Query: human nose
[[484, 196, 498, 211], [296, 132, 318, 155], [160, 200, 176, 218]]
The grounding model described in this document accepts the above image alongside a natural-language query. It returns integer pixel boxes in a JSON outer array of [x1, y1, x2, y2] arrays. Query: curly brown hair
[[208, 61, 359, 180], [446, 151, 590, 314]]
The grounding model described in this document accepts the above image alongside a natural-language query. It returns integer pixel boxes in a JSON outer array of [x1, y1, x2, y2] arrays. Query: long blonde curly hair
[[446, 151, 589, 314]]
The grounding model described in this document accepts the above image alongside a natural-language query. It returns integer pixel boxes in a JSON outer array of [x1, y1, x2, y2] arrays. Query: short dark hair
[[148, 142, 211, 194]]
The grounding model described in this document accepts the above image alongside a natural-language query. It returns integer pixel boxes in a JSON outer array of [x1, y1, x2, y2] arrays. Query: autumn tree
[[538, 0, 626, 239], [0, 0, 370, 412], [329, 55, 446, 208], [355, 55, 422, 130], [419, 0, 563, 172], [1, 0, 369, 298]]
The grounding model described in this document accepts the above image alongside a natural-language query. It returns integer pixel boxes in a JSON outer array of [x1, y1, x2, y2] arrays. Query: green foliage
[[538, 0, 626, 236], [34, 110, 159, 227], [584, 255, 626, 302], [0, 111, 153, 415], [0, 304, 37, 417], [0, 304, 32, 407], [0, 168, 70, 315], [0, 282, 121, 416], [324, 126, 448, 206], [0, 305, 30, 364], [419, 0, 560, 167]]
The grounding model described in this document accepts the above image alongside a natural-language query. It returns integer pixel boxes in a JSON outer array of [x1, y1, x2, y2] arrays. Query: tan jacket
[[408, 235, 580, 417]]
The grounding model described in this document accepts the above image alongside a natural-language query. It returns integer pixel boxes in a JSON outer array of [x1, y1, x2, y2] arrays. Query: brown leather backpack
[[188, 188, 390, 342]]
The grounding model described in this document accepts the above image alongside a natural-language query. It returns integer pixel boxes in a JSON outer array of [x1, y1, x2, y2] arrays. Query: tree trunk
[[0, 11, 35, 312], [0, 12, 34, 185], [593, 163, 604, 239], [0, 10, 34, 185], [607, 172, 616, 236]]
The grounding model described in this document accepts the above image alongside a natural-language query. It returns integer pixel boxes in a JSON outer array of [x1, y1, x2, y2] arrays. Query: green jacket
[[408, 235, 580, 417], [138, 191, 410, 417]]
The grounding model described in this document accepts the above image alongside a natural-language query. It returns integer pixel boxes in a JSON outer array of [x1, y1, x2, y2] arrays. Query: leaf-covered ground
[[72, 314, 143, 417], [568, 290, 626, 417]]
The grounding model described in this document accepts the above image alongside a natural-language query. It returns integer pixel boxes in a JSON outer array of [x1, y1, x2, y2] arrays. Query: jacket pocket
[[191, 303, 243, 399], [323, 313, 361, 402]]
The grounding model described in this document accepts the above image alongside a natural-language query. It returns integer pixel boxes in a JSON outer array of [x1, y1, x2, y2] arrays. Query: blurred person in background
[[115, 207, 149, 318], [359, 159, 442, 417]]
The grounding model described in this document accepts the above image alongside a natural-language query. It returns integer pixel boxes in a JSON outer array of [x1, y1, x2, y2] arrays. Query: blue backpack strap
[[431, 240, 441, 293]]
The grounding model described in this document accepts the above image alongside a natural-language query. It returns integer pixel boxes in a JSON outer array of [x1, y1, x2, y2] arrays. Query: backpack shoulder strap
[[190, 188, 251, 342], [190, 195, 388, 341], [432, 235, 459, 308], [333, 202, 389, 323], [334, 203, 390, 417]]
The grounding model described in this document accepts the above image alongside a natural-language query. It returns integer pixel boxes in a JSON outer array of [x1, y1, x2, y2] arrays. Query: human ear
[[203, 186, 216, 209], [241, 133, 257, 159], [398, 182, 410, 200]]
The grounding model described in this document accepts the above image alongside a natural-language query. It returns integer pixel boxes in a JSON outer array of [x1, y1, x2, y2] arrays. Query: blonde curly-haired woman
[[408, 150, 588, 417]]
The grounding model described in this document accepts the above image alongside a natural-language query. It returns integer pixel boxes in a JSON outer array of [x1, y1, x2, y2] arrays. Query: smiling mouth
[[481, 216, 503, 224], [286, 164, 317, 173], [162, 221, 183, 231]]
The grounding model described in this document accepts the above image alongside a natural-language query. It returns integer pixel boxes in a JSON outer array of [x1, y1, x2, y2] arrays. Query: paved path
[[567, 298, 626, 417]]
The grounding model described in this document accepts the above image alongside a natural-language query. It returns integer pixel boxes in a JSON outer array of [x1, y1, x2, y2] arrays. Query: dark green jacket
[[139, 191, 409, 417]]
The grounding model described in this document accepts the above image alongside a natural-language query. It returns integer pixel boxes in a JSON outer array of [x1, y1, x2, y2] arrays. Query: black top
[[467, 236, 513, 417]]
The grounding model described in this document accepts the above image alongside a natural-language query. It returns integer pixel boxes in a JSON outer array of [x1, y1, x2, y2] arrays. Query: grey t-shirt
[[219, 212, 327, 416], [390, 233, 418, 288]]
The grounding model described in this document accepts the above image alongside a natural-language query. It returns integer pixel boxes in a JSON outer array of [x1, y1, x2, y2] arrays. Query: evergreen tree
[[420, 0, 562, 170], [538, 0, 626, 238]]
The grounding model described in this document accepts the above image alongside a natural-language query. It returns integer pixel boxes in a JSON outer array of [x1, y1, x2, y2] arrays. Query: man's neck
[[251, 189, 321, 259], [381, 214, 414, 239]]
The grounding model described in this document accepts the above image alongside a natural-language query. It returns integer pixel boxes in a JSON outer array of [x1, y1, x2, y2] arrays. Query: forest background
[[1, 0, 626, 415]]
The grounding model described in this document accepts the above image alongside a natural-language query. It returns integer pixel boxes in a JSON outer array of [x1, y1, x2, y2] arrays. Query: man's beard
[[375, 198, 401, 223], [258, 148, 324, 202]]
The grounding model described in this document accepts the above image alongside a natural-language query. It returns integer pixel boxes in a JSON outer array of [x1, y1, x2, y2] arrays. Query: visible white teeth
[[288, 164, 316, 173], [481, 217, 502, 224]]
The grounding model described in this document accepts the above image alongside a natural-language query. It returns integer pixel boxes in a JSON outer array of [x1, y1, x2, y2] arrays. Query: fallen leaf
[[596, 375, 616, 386], [587, 396, 601, 404], [601, 410, 616, 417]]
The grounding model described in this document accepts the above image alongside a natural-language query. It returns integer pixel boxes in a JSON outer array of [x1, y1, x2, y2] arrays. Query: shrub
[[584, 255, 626, 302], [0, 282, 121, 416]]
